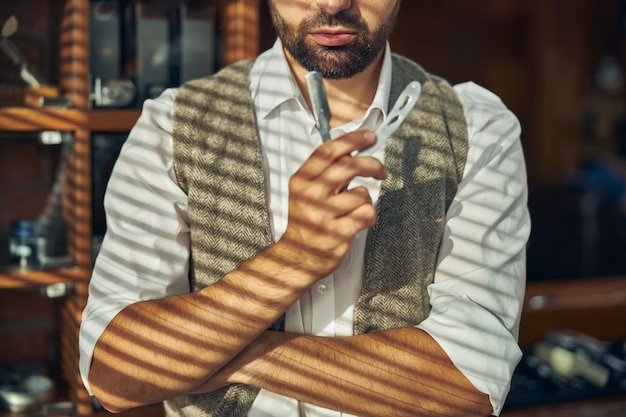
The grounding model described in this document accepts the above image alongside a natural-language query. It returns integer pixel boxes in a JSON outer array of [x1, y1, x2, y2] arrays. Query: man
[[79, 1, 530, 416]]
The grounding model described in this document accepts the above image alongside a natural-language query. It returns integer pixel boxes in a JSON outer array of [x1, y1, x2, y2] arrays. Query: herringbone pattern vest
[[167, 55, 468, 416]]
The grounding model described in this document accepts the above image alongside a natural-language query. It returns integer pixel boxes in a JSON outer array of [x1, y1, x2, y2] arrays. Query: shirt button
[[317, 284, 328, 295]]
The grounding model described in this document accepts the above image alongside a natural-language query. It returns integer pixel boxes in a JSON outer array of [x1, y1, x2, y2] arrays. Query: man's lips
[[309, 31, 357, 47]]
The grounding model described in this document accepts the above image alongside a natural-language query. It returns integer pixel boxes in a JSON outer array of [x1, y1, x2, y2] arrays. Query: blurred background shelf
[[1, 1, 259, 416], [0, 266, 86, 290], [0, 108, 141, 133]]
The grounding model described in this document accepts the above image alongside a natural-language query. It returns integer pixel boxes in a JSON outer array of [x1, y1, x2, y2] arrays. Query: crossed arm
[[87, 132, 493, 416], [194, 327, 492, 417], [89, 253, 491, 416]]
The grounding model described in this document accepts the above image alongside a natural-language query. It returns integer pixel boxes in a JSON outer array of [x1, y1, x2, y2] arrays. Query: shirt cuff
[[417, 295, 522, 416]]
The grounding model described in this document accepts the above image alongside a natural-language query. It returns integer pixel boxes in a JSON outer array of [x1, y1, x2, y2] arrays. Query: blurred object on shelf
[[1, 15, 70, 109], [91, 77, 136, 108], [595, 55, 624, 95], [534, 333, 611, 388], [24, 87, 71, 109], [1, 16, 46, 89], [0, 131, 75, 269], [0, 362, 54, 413], [8, 219, 69, 270], [89, 0, 216, 108], [505, 331, 626, 410]]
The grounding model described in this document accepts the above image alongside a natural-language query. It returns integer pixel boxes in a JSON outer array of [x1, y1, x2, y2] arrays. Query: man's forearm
[[210, 327, 493, 417], [87, 243, 318, 413]]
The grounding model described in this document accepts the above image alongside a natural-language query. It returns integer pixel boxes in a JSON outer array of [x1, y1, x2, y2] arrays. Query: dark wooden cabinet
[[0, 1, 259, 415]]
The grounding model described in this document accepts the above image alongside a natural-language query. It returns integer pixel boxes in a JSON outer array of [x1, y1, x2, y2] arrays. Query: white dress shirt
[[80, 40, 530, 417]]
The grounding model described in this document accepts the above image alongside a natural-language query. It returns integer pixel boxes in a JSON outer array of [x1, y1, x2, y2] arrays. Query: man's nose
[[314, 0, 352, 16]]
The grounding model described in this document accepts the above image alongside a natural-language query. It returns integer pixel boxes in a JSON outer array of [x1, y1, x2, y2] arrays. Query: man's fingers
[[324, 155, 387, 193], [296, 130, 378, 179]]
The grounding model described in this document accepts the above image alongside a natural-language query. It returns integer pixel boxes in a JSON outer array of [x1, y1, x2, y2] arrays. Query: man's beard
[[268, 1, 400, 79]]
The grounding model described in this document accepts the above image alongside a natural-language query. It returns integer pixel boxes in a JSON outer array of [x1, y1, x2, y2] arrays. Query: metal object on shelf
[[8, 220, 69, 270], [41, 282, 75, 299], [39, 131, 64, 146], [0, 375, 54, 413], [534, 340, 611, 388], [91, 77, 136, 107], [1, 15, 47, 88], [0, 363, 55, 413], [0, 375, 55, 413], [1, 15, 71, 109]]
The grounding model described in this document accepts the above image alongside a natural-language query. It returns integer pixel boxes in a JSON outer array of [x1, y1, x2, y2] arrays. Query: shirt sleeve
[[78, 88, 191, 394], [416, 82, 530, 416]]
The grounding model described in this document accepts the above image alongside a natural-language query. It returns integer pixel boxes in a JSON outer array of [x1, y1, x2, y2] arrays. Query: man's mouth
[[309, 30, 358, 47]]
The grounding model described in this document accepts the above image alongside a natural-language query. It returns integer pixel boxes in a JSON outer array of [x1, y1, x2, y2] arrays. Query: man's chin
[[297, 50, 365, 78]]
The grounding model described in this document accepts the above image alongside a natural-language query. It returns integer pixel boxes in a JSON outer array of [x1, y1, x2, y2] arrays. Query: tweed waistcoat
[[166, 54, 468, 416]]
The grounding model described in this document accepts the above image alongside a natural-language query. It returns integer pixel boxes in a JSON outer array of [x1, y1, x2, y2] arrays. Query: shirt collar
[[250, 39, 394, 124], [250, 40, 304, 120], [370, 42, 393, 115]]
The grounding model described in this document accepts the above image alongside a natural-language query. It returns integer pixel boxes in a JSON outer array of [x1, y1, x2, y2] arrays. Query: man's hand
[[277, 130, 387, 280]]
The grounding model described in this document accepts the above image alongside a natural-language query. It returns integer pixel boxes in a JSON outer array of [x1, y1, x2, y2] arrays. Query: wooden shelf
[[0, 107, 141, 133], [86, 109, 142, 132], [0, 1, 261, 416], [519, 276, 626, 347], [0, 266, 89, 290]]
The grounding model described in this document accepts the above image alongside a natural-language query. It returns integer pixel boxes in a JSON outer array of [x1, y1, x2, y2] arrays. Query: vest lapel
[[170, 60, 269, 417], [354, 55, 468, 334]]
